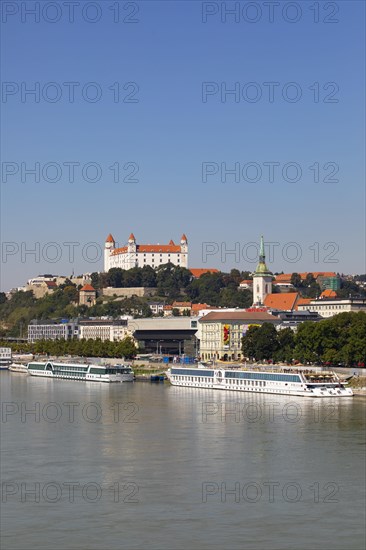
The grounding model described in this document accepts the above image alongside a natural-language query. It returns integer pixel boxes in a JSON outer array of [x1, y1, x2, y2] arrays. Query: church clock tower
[[252, 236, 273, 305]]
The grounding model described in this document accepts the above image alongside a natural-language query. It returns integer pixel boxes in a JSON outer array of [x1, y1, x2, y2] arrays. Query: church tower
[[104, 234, 115, 272], [252, 236, 272, 305]]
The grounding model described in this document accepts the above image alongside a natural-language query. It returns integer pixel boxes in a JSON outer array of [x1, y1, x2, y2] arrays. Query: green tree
[[118, 336, 138, 359], [254, 323, 279, 361], [274, 328, 295, 363], [291, 273, 302, 287], [107, 268, 124, 288], [140, 266, 157, 287], [241, 325, 261, 360]]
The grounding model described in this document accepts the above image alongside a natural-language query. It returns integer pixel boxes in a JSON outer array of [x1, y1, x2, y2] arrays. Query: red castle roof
[[80, 284, 95, 292]]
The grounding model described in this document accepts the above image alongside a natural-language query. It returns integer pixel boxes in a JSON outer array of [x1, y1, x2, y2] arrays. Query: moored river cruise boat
[[27, 361, 134, 383], [167, 367, 353, 397], [9, 363, 29, 374]]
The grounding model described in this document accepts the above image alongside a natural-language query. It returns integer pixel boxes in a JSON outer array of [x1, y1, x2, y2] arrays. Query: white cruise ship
[[167, 367, 353, 398], [27, 361, 134, 383]]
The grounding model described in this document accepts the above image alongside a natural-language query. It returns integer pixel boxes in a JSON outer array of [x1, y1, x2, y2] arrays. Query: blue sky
[[1, 0, 365, 290]]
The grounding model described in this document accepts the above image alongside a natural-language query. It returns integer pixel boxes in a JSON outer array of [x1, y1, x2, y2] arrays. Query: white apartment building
[[104, 233, 188, 271], [78, 319, 131, 342], [297, 298, 366, 318], [148, 302, 165, 315]]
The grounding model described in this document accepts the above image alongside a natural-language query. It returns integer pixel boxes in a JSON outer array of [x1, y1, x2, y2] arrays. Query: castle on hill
[[104, 233, 188, 272]]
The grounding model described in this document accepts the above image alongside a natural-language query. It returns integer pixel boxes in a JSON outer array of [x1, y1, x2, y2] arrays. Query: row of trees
[[0, 267, 255, 336], [0, 336, 138, 359], [242, 312, 366, 366], [290, 272, 366, 299]]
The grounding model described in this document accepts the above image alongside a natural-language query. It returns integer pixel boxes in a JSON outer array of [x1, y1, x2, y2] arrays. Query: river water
[[1, 372, 365, 550]]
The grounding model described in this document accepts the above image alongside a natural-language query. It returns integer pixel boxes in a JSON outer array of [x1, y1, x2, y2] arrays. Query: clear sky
[[1, 0, 365, 291]]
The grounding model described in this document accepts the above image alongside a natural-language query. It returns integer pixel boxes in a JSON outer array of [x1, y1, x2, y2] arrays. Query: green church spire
[[255, 235, 271, 275], [259, 235, 265, 262]]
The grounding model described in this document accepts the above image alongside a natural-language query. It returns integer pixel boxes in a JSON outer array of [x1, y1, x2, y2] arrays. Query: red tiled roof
[[111, 244, 181, 255], [164, 305, 172, 310], [169, 239, 175, 245], [111, 247, 128, 255], [105, 233, 115, 243], [137, 245, 181, 253], [46, 281, 57, 287], [181, 234, 188, 242], [129, 233, 135, 241], [190, 268, 219, 278], [172, 301, 192, 308], [296, 298, 313, 306], [200, 311, 280, 323], [80, 284, 95, 292], [240, 279, 253, 284], [321, 289, 337, 298], [191, 303, 210, 311], [263, 292, 299, 311]]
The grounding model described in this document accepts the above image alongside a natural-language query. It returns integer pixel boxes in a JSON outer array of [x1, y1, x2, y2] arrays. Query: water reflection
[[1, 373, 365, 550]]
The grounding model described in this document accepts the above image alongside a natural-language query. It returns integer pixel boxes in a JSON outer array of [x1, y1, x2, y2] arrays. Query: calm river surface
[[1, 372, 365, 550]]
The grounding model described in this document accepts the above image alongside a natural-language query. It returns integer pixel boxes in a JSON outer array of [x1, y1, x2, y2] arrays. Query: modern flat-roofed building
[[128, 317, 199, 356], [272, 310, 323, 330], [28, 320, 79, 343]]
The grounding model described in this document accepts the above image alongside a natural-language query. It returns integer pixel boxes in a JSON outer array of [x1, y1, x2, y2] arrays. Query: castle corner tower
[[104, 234, 115, 272]]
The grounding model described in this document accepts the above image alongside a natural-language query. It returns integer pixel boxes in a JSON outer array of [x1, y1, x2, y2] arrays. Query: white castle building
[[104, 233, 188, 272]]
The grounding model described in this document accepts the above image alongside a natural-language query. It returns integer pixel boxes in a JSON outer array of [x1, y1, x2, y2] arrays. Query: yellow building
[[199, 311, 280, 361]]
